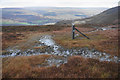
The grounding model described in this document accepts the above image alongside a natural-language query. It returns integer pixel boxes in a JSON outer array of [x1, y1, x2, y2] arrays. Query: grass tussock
[[2, 55, 118, 78], [2, 55, 51, 78]]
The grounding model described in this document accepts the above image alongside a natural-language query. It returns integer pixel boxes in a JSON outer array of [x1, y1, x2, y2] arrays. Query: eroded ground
[[2, 24, 119, 78]]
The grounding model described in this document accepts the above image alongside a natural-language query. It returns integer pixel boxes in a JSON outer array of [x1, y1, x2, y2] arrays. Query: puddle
[[88, 27, 118, 33], [39, 35, 55, 46], [1, 35, 120, 67], [45, 56, 67, 67]]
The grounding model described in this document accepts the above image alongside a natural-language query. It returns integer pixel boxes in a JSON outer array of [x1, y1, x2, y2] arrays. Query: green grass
[[2, 21, 37, 25], [36, 20, 48, 23]]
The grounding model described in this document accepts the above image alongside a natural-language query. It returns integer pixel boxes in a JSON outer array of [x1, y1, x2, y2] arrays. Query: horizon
[[1, 0, 119, 8], [1, 6, 110, 9]]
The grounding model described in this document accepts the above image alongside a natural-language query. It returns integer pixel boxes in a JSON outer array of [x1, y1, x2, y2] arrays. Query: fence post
[[72, 24, 75, 39], [72, 24, 90, 39]]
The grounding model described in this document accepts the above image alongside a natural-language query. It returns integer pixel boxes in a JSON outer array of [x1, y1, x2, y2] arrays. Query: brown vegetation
[[2, 55, 118, 78], [2, 25, 67, 33], [53, 26, 118, 56], [2, 25, 67, 50], [2, 24, 119, 78]]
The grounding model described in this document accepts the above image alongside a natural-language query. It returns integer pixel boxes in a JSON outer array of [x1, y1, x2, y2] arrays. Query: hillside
[[55, 6, 119, 26], [2, 24, 119, 78], [2, 7, 119, 78], [87, 6, 119, 24]]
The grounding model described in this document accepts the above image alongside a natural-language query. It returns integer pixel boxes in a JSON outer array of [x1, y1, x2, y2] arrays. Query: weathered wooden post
[[72, 23, 75, 39], [72, 23, 90, 39]]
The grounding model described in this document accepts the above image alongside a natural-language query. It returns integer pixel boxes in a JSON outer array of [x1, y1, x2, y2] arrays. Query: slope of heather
[[55, 6, 119, 26], [87, 6, 119, 24]]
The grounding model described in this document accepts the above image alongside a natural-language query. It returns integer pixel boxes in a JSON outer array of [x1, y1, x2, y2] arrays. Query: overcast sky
[[0, 0, 119, 8]]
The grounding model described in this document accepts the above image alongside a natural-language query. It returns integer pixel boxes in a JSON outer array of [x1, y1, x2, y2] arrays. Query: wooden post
[[72, 24, 90, 39], [72, 24, 75, 39]]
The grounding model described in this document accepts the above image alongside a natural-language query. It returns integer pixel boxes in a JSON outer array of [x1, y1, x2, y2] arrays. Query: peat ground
[[2, 24, 119, 78]]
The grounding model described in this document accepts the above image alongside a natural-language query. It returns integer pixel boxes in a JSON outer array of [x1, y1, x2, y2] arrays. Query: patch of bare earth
[[2, 25, 66, 51]]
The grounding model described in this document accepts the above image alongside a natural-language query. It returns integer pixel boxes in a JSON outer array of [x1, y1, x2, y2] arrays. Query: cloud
[[1, 0, 119, 8]]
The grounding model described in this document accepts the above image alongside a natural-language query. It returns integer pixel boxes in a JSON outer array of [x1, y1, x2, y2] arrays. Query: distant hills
[[55, 6, 119, 26], [1, 8, 58, 26], [1, 7, 107, 26]]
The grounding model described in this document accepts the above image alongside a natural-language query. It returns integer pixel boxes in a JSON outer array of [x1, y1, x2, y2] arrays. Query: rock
[[34, 46, 48, 49]]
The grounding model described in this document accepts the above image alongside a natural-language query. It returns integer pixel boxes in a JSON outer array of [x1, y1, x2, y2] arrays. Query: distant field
[[1, 7, 108, 26]]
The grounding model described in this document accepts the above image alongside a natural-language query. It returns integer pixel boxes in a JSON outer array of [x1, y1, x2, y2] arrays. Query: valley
[[1, 7, 107, 26], [1, 6, 119, 78]]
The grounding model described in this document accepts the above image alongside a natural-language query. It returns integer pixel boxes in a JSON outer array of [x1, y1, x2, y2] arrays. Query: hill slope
[[87, 6, 119, 24], [55, 6, 119, 25]]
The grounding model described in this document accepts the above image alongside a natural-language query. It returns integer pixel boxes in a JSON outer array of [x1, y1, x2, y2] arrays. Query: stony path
[[1, 35, 119, 68]]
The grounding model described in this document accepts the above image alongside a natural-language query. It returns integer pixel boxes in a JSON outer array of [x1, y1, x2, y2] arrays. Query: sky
[[0, 0, 119, 8]]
